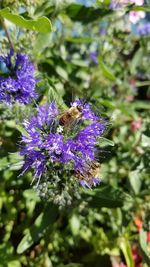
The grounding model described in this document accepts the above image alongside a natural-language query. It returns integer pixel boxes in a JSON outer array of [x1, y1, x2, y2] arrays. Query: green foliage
[[17, 204, 58, 254], [99, 57, 116, 81], [82, 186, 131, 208], [65, 4, 111, 23], [139, 230, 150, 266], [131, 5, 150, 11], [120, 239, 134, 267], [0, 7, 52, 32]]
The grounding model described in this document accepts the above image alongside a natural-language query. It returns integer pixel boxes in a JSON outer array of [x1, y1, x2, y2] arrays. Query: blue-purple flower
[[0, 50, 37, 105], [20, 101, 106, 191], [89, 51, 98, 65], [109, 2, 120, 9], [137, 23, 150, 36]]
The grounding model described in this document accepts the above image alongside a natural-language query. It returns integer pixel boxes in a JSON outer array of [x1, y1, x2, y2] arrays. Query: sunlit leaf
[[99, 58, 116, 81], [66, 36, 93, 44], [128, 171, 141, 195], [131, 5, 150, 12], [97, 137, 115, 147], [0, 8, 52, 32], [70, 215, 80, 236], [120, 238, 134, 267], [8, 261, 21, 267], [141, 134, 150, 147], [139, 229, 150, 266]]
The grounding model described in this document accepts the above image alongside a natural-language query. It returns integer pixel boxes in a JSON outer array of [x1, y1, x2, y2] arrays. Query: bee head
[[76, 105, 83, 113]]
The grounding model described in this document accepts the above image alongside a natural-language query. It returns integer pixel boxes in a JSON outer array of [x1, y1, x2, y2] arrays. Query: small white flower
[[57, 126, 63, 133]]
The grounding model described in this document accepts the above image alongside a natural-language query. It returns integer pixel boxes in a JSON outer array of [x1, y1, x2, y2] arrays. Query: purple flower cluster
[[20, 101, 106, 188], [137, 23, 150, 36], [0, 50, 37, 105]]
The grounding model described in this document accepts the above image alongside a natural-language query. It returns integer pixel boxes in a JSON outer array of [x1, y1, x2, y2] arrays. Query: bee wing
[[64, 117, 82, 133], [56, 110, 67, 117]]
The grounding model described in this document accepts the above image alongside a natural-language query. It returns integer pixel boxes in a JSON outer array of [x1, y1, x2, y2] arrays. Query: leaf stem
[[0, 17, 15, 51]]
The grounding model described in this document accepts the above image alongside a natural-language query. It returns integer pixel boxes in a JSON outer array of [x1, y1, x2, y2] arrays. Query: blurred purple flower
[[137, 23, 150, 35], [0, 50, 37, 105], [20, 101, 106, 188], [109, 2, 120, 9], [90, 51, 98, 64], [109, 0, 145, 11], [99, 27, 107, 36]]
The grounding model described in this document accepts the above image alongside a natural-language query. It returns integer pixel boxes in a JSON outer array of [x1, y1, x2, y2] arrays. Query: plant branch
[[0, 17, 15, 51]]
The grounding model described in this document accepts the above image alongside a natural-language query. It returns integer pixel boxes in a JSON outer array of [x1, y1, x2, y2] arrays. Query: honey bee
[[75, 161, 101, 182], [59, 105, 83, 126], [87, 161, 100, 179]]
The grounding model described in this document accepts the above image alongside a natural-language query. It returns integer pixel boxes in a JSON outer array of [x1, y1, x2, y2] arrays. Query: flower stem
[[0, 17, 15, 51]]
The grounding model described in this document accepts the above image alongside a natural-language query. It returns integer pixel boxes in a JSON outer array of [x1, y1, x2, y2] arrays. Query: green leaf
[[9, 161, 24, 171], [128, 171, 141, 195], [70, 215, 80, 236], [8, 261, 21, 267], [65, 4, 111, 23], [97, 137, 115, 147], [23, 189, 39, 201], [120, 238, 134, 267], [71, 59, 88, 67], [131, 5, 150, 12], [23, 189, 40, 216], [34, 33, 52, 54], [17, 204, 58, 254], [56, 66, 68, 81], [130, 48, 143, 75], [5, 120, 16, 128], [8, 152, 24, 171], [99, 58, 116, 81], [65, 36, 93, 44], [96, 0, 110, 5], [82, 186, 131, 208], [136, 81, 150, 87], [98, 99, 116, 109], [141, 134, 150, 147], [0, 8, 52, 33], [15, 125, 28, 137], [0, 153, 24, 171], [0, 157, 8, 171], [131, 101, 150, 110], [139, 229, 150, 266]]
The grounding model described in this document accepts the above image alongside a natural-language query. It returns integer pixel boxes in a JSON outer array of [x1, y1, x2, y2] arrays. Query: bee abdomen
[[59, 113, 72, 126]]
